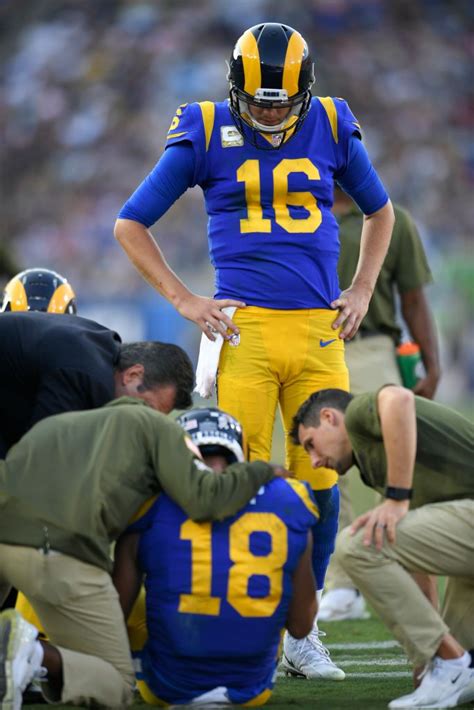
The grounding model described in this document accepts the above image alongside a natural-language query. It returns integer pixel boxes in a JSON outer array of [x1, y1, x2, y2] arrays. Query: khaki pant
[[0, 545, 135, 708], [335, 499, 474, 666], [325, 334, 401, 590]]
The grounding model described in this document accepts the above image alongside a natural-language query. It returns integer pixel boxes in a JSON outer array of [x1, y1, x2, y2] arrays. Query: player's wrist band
[[385, 486, 413, 501]]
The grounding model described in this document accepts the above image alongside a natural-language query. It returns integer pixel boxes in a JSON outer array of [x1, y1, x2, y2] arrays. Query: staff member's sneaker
[[318, 588, 370, 621], [281, 629, 345, 680], [0, 609, 42, 710], [388, 657, 474, 708]]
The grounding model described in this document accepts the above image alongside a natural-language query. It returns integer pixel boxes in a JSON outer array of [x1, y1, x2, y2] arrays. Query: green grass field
[[23, 613, 474, 709], [22, 613, 414, 708]]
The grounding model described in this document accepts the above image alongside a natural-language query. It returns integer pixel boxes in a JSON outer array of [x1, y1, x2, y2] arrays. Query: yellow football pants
[[218, 307, 349, 490]]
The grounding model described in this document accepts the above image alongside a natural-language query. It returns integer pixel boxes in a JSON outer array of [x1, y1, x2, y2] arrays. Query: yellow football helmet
[[1, 268, 77, 314], [228, 22, 314, 146]]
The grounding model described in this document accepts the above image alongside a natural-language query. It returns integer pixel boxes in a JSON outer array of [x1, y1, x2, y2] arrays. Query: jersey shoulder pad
[[263, 478, 319, 529], [316, 96, 362, 145], [127, 494, 160, 534], [166, 101, 216, 153]]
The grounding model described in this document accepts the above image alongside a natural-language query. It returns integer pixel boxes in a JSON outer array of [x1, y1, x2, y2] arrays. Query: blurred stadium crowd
[[1, 0, 473, 406]]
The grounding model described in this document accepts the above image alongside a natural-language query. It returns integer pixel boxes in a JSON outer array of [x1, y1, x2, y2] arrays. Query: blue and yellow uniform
[[127, 478, 318, 706], [119, 95, 388, 589]]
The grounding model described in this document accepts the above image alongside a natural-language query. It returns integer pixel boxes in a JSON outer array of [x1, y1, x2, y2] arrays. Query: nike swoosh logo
[[320, 338, 337, 348], [451, 672, 463, 684]]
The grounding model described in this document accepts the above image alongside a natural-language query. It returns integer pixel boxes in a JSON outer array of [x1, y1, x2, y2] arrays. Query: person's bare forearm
[[351, 199, 395, 295], [332, 200, 395, 340], [401, 288, 441, 398], [114, 218, 192, 308], [114, 218, 245, 339]]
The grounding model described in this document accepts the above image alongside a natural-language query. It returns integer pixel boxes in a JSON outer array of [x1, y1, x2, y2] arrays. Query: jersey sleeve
[[278, 479, 320, 531], [337, 137, 389, 215], [126, 495, 161, 534], [165, 102, 212, 186]]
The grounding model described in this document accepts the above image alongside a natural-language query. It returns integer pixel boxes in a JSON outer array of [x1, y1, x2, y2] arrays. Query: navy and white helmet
[[176, 407, 246, 464], [1, 268, 77, 314]]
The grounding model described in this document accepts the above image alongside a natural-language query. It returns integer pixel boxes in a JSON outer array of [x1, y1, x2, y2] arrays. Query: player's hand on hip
[[177, 294, 246, 341], [350, 499, 409, 551], [330, 285, 371, 340]]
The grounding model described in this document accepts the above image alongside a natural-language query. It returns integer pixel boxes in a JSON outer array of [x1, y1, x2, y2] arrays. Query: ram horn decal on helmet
[[1, 268, 77, 314], [227, 23, 315, 149]]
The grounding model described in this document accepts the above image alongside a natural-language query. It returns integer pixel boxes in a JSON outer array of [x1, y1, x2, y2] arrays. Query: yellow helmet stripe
[[47, 283, 75, 313], [318, 96, 339, 144], [198, 101, 216, 152], [240, 29, 261, 96], [282, 31, 305, 96], [4, 279, 28, 311]]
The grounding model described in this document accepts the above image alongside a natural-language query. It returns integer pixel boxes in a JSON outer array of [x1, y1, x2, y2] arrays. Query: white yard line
[[337, 658, 408, 667], [277, 670, 411, 679], [326, 640, 401, 650], [346, 671, 411, 678]]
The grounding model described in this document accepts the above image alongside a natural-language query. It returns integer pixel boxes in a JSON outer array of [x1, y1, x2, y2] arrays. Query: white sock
[[30, 640, 45, 675], [314, 589, 324, 627], [436, 651, 470, 669]]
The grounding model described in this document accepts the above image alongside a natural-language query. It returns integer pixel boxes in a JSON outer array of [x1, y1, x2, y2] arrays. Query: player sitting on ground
[[113, 407, 318, 707]]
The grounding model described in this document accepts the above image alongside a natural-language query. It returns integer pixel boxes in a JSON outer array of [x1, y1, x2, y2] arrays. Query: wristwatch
[[385, 486, 413, 501]]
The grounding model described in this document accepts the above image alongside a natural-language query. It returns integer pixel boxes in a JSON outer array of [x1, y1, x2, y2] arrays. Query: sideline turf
[[20, 617, 412, 709]]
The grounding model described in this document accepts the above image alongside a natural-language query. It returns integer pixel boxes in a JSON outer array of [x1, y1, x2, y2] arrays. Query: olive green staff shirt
[[0, 398, 274, 572], [337, 204, 432, 344], [345, 392, 474, 510]]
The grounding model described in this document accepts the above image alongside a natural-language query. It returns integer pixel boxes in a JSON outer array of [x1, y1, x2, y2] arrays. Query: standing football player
[[115, 22, 394, 677]]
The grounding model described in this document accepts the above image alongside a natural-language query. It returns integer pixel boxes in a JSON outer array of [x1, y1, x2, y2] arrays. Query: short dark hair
[[117, 342, 194, 409], [290, 389, 354, 444]]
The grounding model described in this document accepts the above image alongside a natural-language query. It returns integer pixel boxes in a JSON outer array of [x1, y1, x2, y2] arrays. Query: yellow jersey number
[[178, 512, 288, 618], [237, 158, 322, 234]]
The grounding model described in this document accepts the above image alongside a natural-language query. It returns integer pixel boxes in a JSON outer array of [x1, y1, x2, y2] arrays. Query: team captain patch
[[221, 125, 244, 147]]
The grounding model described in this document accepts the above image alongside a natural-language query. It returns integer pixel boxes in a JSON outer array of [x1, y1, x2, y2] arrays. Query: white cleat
[[388, 658, 474, 708], [281, 629, 345, 681], [0, 609, 41, 710], [318, 588, 370, 622]]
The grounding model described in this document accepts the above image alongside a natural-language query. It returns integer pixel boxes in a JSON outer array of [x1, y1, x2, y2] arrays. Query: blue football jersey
[[166, 97, 361, 309], [132, 477, 318, 705]]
